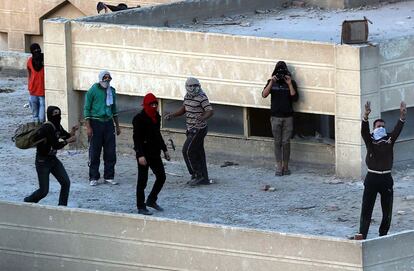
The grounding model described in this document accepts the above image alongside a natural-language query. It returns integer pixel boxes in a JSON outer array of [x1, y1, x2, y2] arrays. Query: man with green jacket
[[84, 70, 121, 186]]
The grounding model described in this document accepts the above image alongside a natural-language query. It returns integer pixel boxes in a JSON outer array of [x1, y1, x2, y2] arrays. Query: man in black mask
[[24, 106, 78, 206]]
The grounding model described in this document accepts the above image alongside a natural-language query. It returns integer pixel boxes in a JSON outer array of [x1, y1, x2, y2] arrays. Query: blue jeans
[[89, 119, 116, 180], [29, 95, 45, 123]]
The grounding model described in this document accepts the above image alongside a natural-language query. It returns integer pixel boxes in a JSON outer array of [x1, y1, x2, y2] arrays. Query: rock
[[324, 179, 344, 184], [255, 9, 267, 14], [404, 195, 414, 201], [397, 210, 406, 215], [292, 0, 305, 7], [326, 205, 340, 211], [337, 217, 348, 222], [407, 16, 412, 19], [261, 184, 271, 191], [240, 22, 251, 27]]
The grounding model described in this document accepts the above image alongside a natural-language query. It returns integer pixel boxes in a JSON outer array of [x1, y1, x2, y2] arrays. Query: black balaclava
[[47, 106, 62, 127], [30, 43, 44, 72]]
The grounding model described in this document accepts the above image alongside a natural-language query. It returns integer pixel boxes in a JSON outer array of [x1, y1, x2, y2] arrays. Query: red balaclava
[[143, 93, 158, 123]]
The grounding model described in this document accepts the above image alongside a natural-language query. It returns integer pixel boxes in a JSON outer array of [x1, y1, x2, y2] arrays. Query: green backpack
[[12, 121, 55, 149]]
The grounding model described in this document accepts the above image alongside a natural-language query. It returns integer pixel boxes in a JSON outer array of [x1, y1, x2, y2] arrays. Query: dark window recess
[[248, 108, 335, 141], [79, 93, 142, 125], [382, 107, 414, 140], [162, 99, 244, 135], [116, 95, 143, 125]]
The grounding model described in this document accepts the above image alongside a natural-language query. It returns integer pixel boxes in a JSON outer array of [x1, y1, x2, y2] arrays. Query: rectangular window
[[79, 93, 142, 125], [0, 32, 8, 51], [248, 108, 335, 142], [382, 108, 414, 140], [162, 99, 244, 136]]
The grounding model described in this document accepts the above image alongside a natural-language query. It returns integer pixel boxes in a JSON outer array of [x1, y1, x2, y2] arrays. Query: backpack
[[12, 121, 55, 149]]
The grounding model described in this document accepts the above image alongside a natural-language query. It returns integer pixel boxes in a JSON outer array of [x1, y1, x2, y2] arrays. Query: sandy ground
[[1, 74, 414, 240], [174, 1, 414, 43]]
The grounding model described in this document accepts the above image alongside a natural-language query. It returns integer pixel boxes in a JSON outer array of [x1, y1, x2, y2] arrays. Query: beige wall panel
[[71, 22, 335, 65], [43, 20, 66, 45], [335, 143, 363, 177], [336, 119, 363, 145], [380, 85, 414, 111], [46, 90, 68, 111], [335, 95, 360, 119], [335, 45, 360, 70], [7, 31, 25, 51], [45, 66, 67, 91], [44, 2, 85, 19], [291, 66, 335, 92], [0, 202, 364, 271], [43, 43, 66, 67], [336, 70, 361, 95]]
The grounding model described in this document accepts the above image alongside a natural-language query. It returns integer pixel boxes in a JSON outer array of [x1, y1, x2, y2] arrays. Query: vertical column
[[43, 18, 79, 130], [7, 32, 25, 51], [334, 45, 380, 178]]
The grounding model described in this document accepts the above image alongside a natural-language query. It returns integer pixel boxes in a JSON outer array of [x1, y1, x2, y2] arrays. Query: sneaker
[[275, 170, 283, 176], [104, 179, 119, 185], [189, 176, 210, 186], [146, 202, 164, 211], [89, 180, 98, 186], [138, 208, 153, 215]]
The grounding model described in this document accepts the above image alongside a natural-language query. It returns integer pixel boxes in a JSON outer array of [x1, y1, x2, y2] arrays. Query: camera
[[275, 69, 291, 81]]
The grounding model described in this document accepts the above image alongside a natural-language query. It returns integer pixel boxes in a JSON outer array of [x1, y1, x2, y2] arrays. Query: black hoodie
[[34, 106, 71, 156]]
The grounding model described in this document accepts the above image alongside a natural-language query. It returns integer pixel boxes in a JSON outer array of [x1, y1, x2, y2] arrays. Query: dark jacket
[[132, 110, 167, 159], [361, 119, 404, 171], [34, 123, 71, 156], [264, 79, 299, 117]]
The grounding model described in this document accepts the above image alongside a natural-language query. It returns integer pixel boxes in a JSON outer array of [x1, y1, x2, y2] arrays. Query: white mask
[[100, 81, 110, 89], [373, 127, 387, 140]]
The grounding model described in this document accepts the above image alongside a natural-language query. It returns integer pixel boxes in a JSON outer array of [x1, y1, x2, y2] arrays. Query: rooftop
[[171, 1, 414, 43]]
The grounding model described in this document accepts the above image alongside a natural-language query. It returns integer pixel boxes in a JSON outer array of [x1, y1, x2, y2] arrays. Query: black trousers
[[359, 172, 394, 239], [89, 119, 116, 180], [136, 156, 166, 209], [182, 127, 209, 181], [25, 155, 70, 206]]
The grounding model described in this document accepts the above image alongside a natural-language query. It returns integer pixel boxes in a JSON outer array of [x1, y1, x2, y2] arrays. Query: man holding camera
[[262, 61, 299, 176]]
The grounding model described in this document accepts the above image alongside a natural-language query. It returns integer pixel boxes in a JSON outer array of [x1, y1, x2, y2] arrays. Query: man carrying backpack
[[24, 106, 78, 206]]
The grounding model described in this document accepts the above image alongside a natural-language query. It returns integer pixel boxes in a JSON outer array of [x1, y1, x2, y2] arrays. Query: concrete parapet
[[0, 50, 29, 77], [0, 201, 363, 271]]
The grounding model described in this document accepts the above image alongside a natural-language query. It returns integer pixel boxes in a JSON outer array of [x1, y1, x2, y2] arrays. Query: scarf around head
[[143, 93, 158, 123], [30, 43, 44, 72], [185, 77, 203, 97], [46, 106, 61, 127], [98, 70, 113, 106]]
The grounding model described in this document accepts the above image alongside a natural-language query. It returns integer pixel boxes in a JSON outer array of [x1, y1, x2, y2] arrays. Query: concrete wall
[[362, 231, 414, 270], [0, 201, 364, 271], [0, 0, 177, 52]]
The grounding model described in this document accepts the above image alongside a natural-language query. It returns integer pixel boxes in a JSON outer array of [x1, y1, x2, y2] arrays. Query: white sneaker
[[104, 179, 119, 185], [89, 180, 98, 186]]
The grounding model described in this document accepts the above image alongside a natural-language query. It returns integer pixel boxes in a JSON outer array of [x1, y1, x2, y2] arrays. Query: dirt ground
[[1, 74, 414, 240]]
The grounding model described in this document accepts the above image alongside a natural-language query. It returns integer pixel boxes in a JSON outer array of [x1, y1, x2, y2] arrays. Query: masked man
[[84, 70, 121, 186], [133, 93, 170, 215], [165, 77, 214, 186], [357, 100, 407, 239], [24, 106, 78, 206]]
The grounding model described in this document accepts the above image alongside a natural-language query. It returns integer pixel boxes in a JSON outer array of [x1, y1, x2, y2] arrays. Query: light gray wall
[[0, 201, 363, 271]]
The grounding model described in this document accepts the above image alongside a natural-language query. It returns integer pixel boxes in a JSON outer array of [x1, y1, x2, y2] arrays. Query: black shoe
[[138, 208, 153, 215], [146, 202, 164, 211], [189, 176, 210, 186]]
